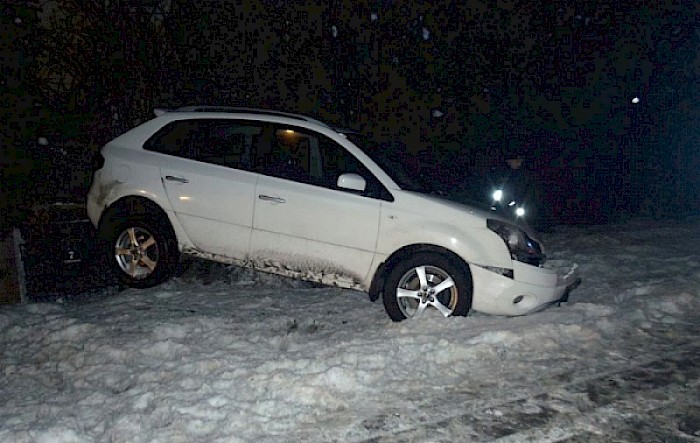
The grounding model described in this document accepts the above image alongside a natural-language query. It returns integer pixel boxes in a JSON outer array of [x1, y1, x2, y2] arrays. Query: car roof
[[105, 106, 401, 192], [154, 106, 332, 129]]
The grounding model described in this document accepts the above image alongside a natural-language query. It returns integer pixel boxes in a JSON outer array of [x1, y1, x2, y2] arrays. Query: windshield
[[344, 133, 433, 193], [344, 132, 499, 212]]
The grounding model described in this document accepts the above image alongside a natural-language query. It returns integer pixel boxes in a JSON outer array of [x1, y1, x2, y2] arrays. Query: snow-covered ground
[[1, 219, 700, 443]]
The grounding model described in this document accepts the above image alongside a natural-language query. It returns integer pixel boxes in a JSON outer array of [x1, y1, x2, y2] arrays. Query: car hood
[[396, 190, 541, 240]]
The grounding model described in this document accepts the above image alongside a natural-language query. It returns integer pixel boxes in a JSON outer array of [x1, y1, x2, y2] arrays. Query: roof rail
[[173, 106, 331, 128]]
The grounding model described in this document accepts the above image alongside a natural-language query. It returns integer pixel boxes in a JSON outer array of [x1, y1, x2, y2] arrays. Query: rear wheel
[[99, 207, 178, 288], [383, 252, 472, 321]]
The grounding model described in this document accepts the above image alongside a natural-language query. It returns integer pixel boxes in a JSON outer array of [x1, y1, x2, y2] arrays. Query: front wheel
[[383, 252, 472, 322], [99, 212, 179, 289]]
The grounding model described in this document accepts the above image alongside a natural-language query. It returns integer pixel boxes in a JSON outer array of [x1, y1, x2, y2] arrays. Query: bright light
[[492, 189, 503, 202], [515, 207, 525, 217], [632, 97, 640, 104], [284, 129, 295, 134]]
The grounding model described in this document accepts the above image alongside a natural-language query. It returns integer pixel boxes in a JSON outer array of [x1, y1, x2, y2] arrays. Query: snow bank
[[1, 219, 699, 442]]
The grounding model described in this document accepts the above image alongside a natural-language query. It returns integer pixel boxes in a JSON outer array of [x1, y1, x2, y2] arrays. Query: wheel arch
[[98, 196, 179, 245], [97, 195, 183, 288], [368, 243, 472, 302]]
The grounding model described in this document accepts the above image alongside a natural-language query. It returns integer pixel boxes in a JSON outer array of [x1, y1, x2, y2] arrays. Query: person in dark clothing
[[489, 153, 542, 227]]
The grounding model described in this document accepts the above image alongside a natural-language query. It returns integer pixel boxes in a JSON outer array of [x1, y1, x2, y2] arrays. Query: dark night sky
[[2, 0, 699, 225]]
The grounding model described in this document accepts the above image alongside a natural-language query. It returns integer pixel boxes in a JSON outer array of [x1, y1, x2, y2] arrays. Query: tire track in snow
[[355, 341, 700, 442]]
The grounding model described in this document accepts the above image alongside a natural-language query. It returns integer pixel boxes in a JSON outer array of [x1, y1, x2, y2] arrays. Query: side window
[[255, 126, 316, 184], [318, 135, 390, 199], [144, 120, 202, 157], [319, 136, 365, 183], [253, 124, 389, 199], [144, 119, 259, 171], [191, 120, 259, 171]]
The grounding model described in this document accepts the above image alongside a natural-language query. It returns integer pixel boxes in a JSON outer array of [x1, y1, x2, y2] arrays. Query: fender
[[88, 163, 195, 254], [376, 192, 513, 267]]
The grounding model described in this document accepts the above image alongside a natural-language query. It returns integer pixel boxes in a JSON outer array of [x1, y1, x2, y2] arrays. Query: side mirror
[[337, 173, 366, 192]]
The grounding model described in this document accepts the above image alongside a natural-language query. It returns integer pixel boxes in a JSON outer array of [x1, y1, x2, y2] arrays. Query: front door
[[250, 125, 385, 287]]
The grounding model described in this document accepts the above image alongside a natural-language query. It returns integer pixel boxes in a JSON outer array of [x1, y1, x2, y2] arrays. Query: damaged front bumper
[[470, 259, 581, 316]]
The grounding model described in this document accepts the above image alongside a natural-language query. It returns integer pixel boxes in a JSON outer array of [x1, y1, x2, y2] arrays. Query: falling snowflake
[[14, 17, 22, 25], [432, 109, 444, 118], [422, 27, 430, 41], [331, 25, 338, 38], [371, 12, 378, 22]]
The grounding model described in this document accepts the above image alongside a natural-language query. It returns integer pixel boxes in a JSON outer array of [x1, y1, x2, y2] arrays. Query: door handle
[[258, 194, 286, 204], [165, 175, 189, 184]]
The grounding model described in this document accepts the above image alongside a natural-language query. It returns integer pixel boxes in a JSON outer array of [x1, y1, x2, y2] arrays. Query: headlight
[[492, 189, 503, 202], [487, 219, 544, 266]]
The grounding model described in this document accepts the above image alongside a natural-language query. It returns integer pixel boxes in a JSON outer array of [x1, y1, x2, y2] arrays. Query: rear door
[[146, 119, 261, 259]]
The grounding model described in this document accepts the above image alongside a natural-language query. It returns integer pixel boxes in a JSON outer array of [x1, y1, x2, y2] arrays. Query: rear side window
[[144, 120, 202, 157], [144, 119, 261, 171]]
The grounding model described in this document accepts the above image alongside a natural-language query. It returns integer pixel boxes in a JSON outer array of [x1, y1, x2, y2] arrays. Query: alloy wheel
[[114, 226, 160, 279], [395, 265, 458, 319]]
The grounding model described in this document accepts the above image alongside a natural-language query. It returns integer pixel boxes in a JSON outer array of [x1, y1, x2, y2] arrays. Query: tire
[[98, 208, 179, 289], [382, 252, 472, 322]]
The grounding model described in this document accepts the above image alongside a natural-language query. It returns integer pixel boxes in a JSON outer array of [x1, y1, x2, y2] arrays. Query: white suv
[[87, 106, 579, 321]]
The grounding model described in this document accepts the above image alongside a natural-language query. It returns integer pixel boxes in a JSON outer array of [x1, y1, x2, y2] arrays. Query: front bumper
[[470, 259, 580, 316]]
